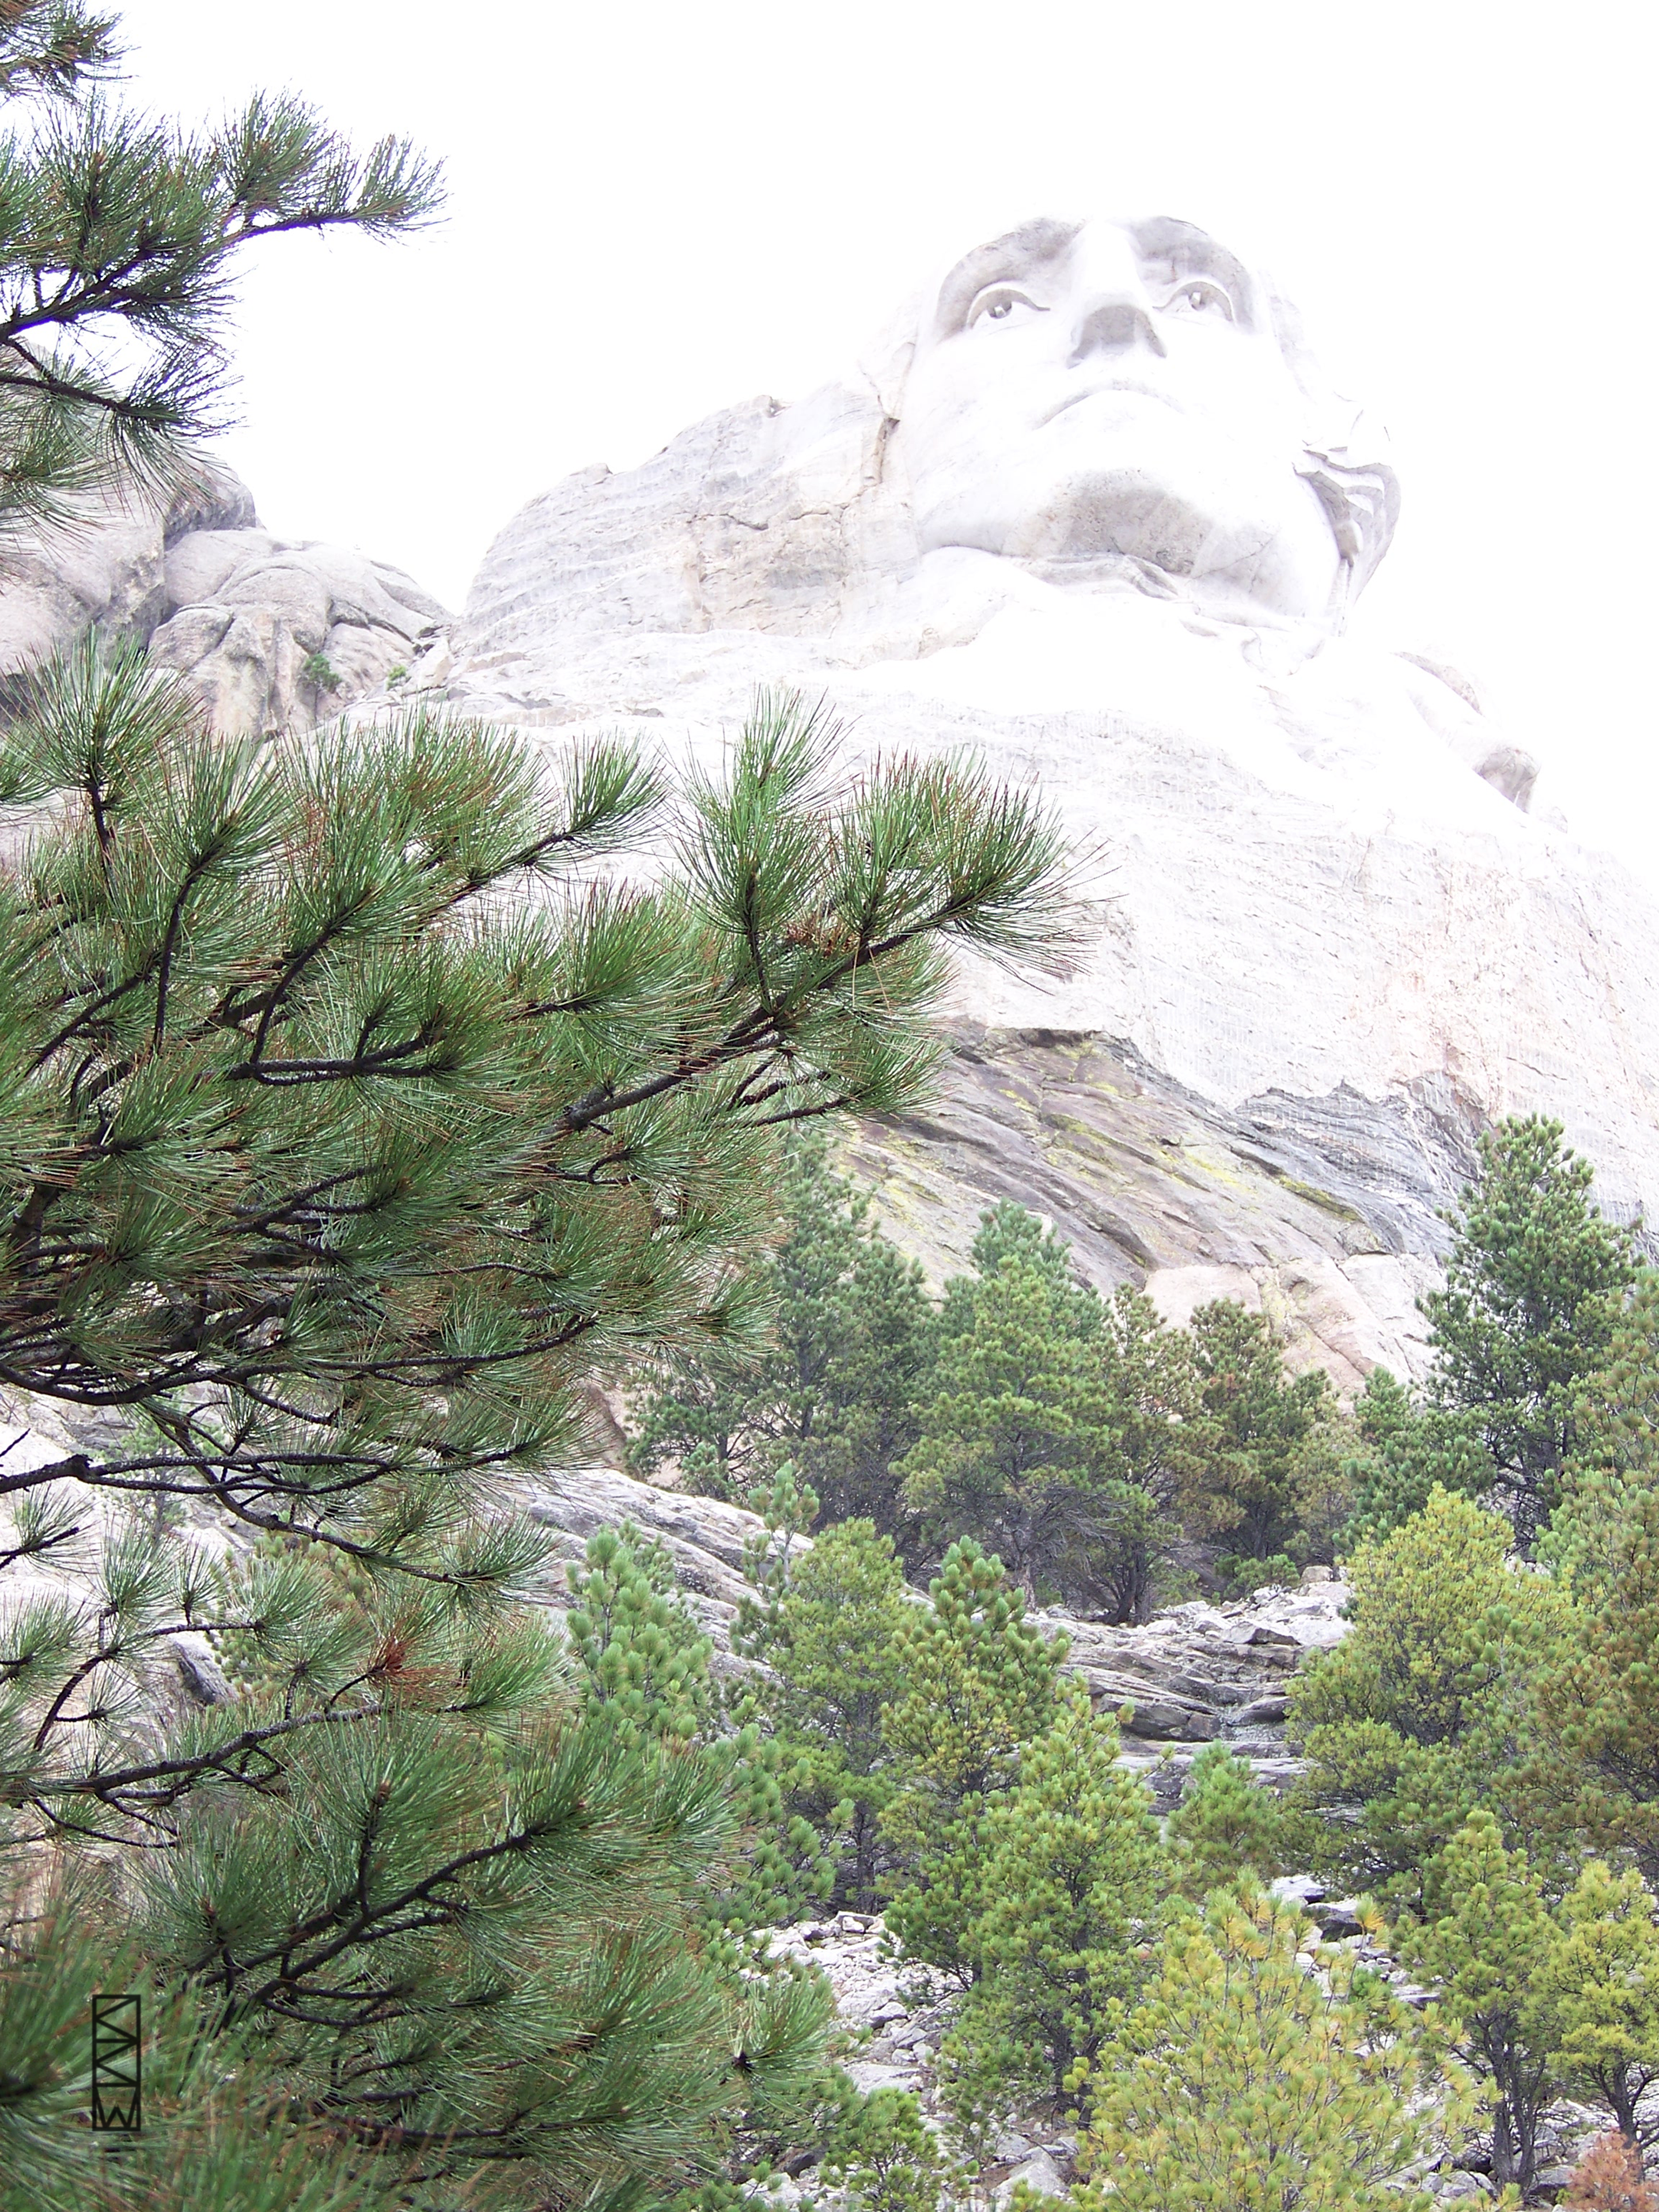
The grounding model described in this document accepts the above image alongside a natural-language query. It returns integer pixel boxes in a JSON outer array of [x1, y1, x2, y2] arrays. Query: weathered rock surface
[[0, 472, 257, 672], [1034, 1573, 1354, 1810], [148, 526, 448, 736], [435, 214, 1659, 1384], [521, 1462, 760, 1652], [0, 469, 450, 735], [843, 1025, 1468, 1382], [443, 508, 1659, 1376]]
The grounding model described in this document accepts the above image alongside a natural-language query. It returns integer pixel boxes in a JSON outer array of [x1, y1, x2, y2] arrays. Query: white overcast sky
[[116, 1, 1659, 881]]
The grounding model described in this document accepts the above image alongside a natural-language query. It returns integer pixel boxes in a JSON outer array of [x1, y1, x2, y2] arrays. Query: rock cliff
[[434, 387, 1659, 1380]]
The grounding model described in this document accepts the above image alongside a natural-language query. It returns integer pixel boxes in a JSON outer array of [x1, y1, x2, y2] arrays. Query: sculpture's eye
[[1165, 278, 1236, 322], [967, 284, 1043, 329]]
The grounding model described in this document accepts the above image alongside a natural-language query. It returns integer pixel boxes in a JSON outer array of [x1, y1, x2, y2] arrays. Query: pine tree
[[878, 1538, 1066, 1976], [629, 1127, 930, 1529], [0, 653, 1074, 2188], [1541, 1860, 1659, 2153], [818, 2084, 957, 2212], [1189, 1300, 1342, 1588], [897, 1206, 1105, 1599], [0, 14, 1085, 2197], [0, 1, 442, 533], [1070, 1886, 1471, 2212], [1423, 1116, 1637, 1548], [733, 1516, 912, 1911], [1547, 1272, 1659, 1590], [940, 1688, 1169, 2122], [1340, 1365, 1494, 1547], [1166, 1743, 1294, 1900], [899, 1208, 1204, 1612], [1084, 1282, 1210, 1621], [1531, 1484, 1659, 1885], [567, 1520, 717, 1746], [565, 1513, 838, 1945], [1398, 1811, 1559, 2194], [1287, 1488, 1569, 1903]]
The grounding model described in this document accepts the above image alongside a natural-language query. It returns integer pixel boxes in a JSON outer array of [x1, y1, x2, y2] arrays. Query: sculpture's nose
[[1067, 223, 1166, 363]]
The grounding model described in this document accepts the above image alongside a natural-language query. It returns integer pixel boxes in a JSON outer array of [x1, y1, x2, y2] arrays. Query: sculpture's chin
[[914, 461, 1343, 623], [1002, 472, 1217, 570]]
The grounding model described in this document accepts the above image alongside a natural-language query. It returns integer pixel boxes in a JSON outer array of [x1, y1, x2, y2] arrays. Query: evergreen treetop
[[1190, 1298, 1340, 1581], [879, 1538, 1066, 1976], [1425, 1116, 1638, 1546], [940, 1688, 1169, 2120], [628, 1126, 930, 1531], [1288, 1487, 1569, 1902]]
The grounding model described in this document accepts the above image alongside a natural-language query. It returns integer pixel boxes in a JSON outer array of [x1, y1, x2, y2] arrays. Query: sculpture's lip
[[1040, 381, 1179, 425]]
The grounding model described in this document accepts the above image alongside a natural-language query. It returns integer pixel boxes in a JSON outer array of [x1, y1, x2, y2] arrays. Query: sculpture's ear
[[1297, 415, 1401, 599], [1262, 274, 1401, 603]]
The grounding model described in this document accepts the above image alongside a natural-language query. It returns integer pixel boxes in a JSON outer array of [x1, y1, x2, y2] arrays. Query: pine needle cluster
[[0, 644, 1075, 2201], [0, 0, 442, 534]]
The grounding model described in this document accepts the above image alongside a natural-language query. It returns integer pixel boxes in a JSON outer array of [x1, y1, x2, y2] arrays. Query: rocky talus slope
[[762, 1902, 1607, 2208]]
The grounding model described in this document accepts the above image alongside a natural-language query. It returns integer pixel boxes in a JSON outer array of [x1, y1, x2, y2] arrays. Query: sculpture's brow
[[1133, 223, 1256, 323], [932, 219, 1082, 335]]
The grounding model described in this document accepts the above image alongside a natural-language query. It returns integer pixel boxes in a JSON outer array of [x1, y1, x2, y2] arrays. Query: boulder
[[0, 467, 451, 738], [147, 532, 449, 736], [993, 2150, 1067, 2205]]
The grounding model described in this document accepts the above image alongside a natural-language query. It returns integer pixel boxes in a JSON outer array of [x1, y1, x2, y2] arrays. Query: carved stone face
[[891, 215, 1349, 622]]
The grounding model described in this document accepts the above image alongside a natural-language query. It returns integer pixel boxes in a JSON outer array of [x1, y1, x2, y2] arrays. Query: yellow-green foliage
[[1539, 1859, 1659, 2150], [1397, 1812, 1560, 2194], [1166, 1743, 1296, 1899], [1069, 1887, 1472, 2212]]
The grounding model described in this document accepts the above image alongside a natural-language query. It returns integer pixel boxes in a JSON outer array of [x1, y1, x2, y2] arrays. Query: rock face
[[438, 211, 1659, 1378], [11, 217, 1657, 1384], [838, 1027, 1465, 1384], [0, 469, 450, 734], [147, 524, 449, 736], [1052, 1574, 1350, 1778]]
